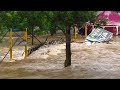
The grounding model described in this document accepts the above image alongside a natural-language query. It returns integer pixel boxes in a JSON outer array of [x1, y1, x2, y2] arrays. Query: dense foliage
[[0, 11, 97, 36]]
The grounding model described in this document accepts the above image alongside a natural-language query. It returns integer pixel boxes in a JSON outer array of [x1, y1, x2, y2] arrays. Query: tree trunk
[[61, 29, 66, 36], [64, 26, 71, 67], [31, 26, 34, 45], [50, 29, 56, 36]]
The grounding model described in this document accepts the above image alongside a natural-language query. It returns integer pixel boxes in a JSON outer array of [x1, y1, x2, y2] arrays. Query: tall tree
[[0, 11, 97, 67]]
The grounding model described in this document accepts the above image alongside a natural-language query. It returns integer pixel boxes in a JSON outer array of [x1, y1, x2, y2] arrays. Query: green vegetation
[[0, 11, 97, 36]]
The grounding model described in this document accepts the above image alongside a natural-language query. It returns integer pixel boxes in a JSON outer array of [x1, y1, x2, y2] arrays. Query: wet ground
[[1, 35, 120, 79]]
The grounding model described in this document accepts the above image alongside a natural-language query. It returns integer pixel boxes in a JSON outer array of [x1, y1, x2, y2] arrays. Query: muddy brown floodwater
[[1, 35, 120, 79]]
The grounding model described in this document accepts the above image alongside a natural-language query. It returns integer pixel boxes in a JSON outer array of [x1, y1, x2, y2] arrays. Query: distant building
[[95, 11, 120, 35]]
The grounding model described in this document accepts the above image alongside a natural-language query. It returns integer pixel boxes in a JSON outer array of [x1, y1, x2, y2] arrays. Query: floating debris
[[84, 28, 113, 45]]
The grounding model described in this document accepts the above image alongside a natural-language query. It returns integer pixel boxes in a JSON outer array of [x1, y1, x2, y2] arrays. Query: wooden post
[[9, 28, 12, 61], [116, 26, 118, 35], [85, 24, 88, 38], [92, 25, 94, 30], [64, 26, 71, 67], [74, 24, 77, 42], [24, 28, 28, 60]]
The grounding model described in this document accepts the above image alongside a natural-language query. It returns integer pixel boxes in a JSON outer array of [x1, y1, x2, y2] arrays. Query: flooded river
[[1, 35, 120, 79]]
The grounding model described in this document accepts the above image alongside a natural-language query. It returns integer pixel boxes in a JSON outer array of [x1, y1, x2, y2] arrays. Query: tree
[[18, 11, 44, 45], [0, 11, 97, 67]]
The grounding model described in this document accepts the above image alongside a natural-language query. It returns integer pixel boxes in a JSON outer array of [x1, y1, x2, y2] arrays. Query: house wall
[[87, 25, 120, 35]]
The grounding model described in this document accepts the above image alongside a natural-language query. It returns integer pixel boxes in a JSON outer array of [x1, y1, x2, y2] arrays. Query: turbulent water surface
[[0, 36, 120, 79]]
